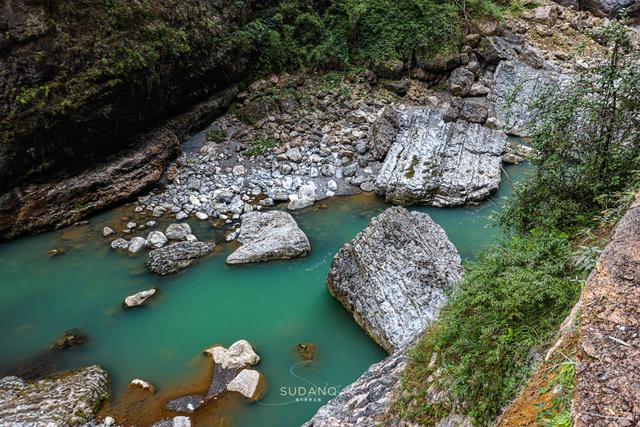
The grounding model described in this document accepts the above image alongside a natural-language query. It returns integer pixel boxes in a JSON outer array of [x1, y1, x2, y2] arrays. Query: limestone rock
[[375, 107, 507, 206], [303, 350, 407, 427], [368, 107, 400, 161], [205, 340, 260, 369], [226, 369, 262, 400], [123, 289, 157, 308], [128, 236, 146, 254], [165, 223, 192, 241], [102, 227, 115, 237], [448, 67, 475, 97], [226, 211, 310, 264], [145, 231, 168, 249], [327, 207, 462, 352], [489, 60, 567, 136], [478, 37, 517, 64], [0, 365, 110, 426], [147, 242, 215, 275], [110, 238, 129, 250]]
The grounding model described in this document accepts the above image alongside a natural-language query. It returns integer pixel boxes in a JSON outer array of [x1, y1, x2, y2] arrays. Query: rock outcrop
[[226, 211, 311, 264], [0, 365, 109, 426], [0, 128, 180, 241], [327, 206, 462, 353], [489, 60, 566, 136], [375, 108, 507, 207], [147, 242, 215, 275], [303, 350, 407, 427], [573, 193, 640, 427]]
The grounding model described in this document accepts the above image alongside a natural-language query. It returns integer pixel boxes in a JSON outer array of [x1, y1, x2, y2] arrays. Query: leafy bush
[[499, 20, 640, 233], [245, 135, 279, 156], [396, 230, 581, 425]]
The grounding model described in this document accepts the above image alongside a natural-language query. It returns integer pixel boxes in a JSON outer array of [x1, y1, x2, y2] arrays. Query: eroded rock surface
[[375, 107, 506, 206], [226, 211, 310, 264], [0, 365, 109, 426], [147, 242, 214, 275], [123, 289, 157, 308], [327, 206, 462, 353], [573, 194, 640, 427], [303, 350, 407, 427]]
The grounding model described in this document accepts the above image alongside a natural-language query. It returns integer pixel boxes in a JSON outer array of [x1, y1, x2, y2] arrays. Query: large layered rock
[[147, 241, 215, 275], [0, 128, 180, 241], [375, 108, 507, 207], [226, 211, 311, 264], [303, 350, 407, 427], [327, 206, 462, 353], [0, 365, 109, 425], [489, 60, 566, 136]]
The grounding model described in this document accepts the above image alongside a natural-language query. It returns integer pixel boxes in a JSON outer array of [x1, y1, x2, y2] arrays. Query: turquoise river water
[[0, 162, 529, 427]]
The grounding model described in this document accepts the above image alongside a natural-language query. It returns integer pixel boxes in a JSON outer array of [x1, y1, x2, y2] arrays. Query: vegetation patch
[[207, 127, 227, 144], [245, 135, 279, 157]]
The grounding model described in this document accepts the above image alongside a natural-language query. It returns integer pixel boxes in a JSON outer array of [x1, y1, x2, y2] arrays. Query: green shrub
[[396, 230, 581, 425], [245, 135, 279, 156], [207, 127, 227, 143]]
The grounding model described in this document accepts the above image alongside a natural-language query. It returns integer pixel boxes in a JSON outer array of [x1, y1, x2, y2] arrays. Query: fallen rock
[[478, 36, 517, 64], [147, 242, 215, 275], [205, 340, 260, 370], [102, 227, 115, 237], [375, 107, 506, 206], [110, 238, 129, 250], [145, 231, 168, 249], [327, 207, 462, 353], [128, 236, 146, 254], [123, 289, 157, 308], [129, 379, 154, 394], [368, 107, 401, 161], [226, 369, 262, 400], [165, 223, 192, 241], [532, 5, 558, 26], [48, 248, 65, 258], [0, 365, 110, 426], [449, 67, 475, 97], [226, 211, 310, 264], [459, 100, 488, 124]]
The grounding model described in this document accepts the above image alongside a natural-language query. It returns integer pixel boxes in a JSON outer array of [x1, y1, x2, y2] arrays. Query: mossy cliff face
[[0, 0, 277, 191]]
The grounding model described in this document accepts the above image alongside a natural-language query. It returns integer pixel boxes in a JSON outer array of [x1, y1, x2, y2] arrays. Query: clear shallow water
[[0, 162, 529, 427]]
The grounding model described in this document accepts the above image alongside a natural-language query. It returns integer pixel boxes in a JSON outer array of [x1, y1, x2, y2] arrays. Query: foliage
[[498, 20, 640, 233], [396, 230, 580, 425], [572, 245, 602, 274], [207, 127, 227, 144], [535, 361, 575, 427], [245, 135, 279, 157]]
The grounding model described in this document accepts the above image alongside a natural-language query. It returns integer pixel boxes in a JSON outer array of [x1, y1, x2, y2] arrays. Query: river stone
[[226, 211, 311, 264], [110, 238, 129, 250], [327, 206, 462, 353], [128, 236, 146, 254], [205, 340, 260, 369], [102, 226, 115, 237], [147, 241, 215, 275], [129, 379, 154, 393], [0, 365, 110, 426], [226, 369, 262, 400], [165, 223, 192, 241], [375, 107, 506, 207], [145, 231, 168, 249], [123, 289, 157, 308]]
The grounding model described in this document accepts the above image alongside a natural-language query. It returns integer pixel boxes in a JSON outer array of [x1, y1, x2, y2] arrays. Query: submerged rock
[[102, 226, 116, 237], [128, 236, 146, 254], [123, 289, 157, 308], [375, 107, 506, 207], [0, 365, 110, 426], [129, 379, 154, 394], [226, 369, 262, 400], [296, 343, 317, 361], [327, 207, 462, 353], [166, 395, 204, 413], [205, 340, 260, 370], [51, 329, 89, 350], [110, 238, 129, 250], [226, 211, 311, 264], [147, 242, 214, 275]]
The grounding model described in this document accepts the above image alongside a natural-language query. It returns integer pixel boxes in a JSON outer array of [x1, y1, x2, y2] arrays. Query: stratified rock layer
[[303, 349, 407, 427], [573, 193, 640, 427], [327, 206, 462, 353], [226, 211, 311, 264], [147, 241, 214, 275], [375, 108, 506, 206], [0, 365, 109, 426]]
